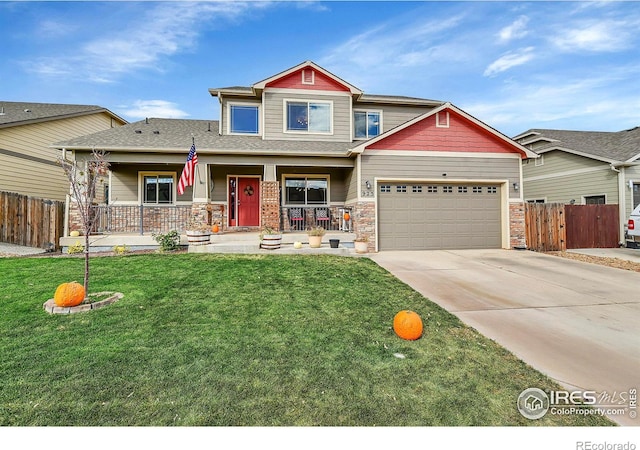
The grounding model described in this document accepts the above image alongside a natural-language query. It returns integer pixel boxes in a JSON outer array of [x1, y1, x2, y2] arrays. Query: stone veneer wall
[[351, 201, 376, 252], [261, 181, 280, 231], [509, 201, 526, 249]]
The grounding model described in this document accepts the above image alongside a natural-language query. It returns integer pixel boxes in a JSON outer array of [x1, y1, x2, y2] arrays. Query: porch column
[[192, 163, 209, 203], [260, 181, 280, 231]]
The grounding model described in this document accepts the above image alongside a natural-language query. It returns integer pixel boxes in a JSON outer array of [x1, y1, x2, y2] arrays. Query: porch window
[[229, 104, 259, 134], [285, 100, 331, 133], [354, 111, 381, 139], [144, 174, 174, 204], [285, 176, 328, 205]]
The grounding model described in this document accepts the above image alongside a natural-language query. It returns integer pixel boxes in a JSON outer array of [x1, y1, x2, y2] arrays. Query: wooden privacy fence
[[0, 191, 64, 250], [525, 203, 620, 252], [525, 203, 566, 252]]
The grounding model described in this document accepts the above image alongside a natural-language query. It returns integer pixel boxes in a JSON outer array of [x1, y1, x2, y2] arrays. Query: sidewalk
[[567, 247, 640, 263], [0, 242, 48, 257]]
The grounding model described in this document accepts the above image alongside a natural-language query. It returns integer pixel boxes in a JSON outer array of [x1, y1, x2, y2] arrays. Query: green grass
[[0, 253, 613, 426]]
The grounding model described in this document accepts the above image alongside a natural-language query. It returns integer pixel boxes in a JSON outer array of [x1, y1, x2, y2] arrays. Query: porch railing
[[280, 206, 352, 232], [91, 205, 192, 234]]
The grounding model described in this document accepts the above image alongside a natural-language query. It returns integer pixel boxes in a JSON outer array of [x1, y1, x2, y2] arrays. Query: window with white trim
[[285, 100, 331, 133], [229, 104, 259, 135], [143, 173, 175, 204], [354, 110, 381, 139], [584, 195, 605, 205], [284, 176, 329, 205], [535, 155, 544, 166]]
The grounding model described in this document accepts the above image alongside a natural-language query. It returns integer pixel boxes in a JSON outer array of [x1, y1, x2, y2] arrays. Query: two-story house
[[54, 61, 536, 252]]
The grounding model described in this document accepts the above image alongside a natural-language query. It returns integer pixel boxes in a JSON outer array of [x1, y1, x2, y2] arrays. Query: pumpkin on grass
[[393, 310, 423, 340], [54, 281, 86, 307]]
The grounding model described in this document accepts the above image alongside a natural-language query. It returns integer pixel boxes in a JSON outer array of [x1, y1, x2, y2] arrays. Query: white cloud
[[483, 47, 535, 77], [552, 20, 633, 52], [464, 64, 640, 135], [25, 2, 258, 83], [122, 100, 190, 119], [498, 15, 529, 42]]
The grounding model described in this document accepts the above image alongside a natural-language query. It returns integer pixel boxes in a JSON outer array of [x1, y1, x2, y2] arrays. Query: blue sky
[[1, 1, 639, 137]]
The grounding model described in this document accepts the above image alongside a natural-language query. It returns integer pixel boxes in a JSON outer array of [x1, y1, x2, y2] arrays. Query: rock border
[[43, 291, 123, 315]]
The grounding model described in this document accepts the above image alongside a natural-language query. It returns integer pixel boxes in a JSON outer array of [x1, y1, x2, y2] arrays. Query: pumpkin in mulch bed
[[393, 310, 423, 340], [53, 281, 86, 307]]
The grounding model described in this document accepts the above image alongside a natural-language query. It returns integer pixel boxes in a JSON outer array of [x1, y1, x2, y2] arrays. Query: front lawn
[[0, 253, 613, 426]]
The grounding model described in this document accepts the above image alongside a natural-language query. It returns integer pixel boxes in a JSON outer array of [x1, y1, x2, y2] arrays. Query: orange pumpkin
[[393, 310, 423, 340], [54, 281, 86, 307], [343, 213, 351, 221], [212, 224, 220, 233]]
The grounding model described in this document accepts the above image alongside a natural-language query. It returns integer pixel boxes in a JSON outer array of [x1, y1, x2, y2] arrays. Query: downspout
[[612, 164, 626, 246]]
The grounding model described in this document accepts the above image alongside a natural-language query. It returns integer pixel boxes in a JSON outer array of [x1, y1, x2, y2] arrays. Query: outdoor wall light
[[365, 180, 372, 190], [513, 182, 519, 191]]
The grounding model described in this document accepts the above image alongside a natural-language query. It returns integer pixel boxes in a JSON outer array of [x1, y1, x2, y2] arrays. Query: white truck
[[626, 204, 640, 248]]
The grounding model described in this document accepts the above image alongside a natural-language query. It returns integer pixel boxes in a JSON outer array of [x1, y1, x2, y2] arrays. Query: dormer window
[[302, 69, 315, 85], [354, 110, 381, 139], [285, 100, 332, 134]]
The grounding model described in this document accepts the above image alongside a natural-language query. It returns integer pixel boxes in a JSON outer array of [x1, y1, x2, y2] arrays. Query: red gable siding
[[266, 68, 350, 92], [367, 109, 524, 155]]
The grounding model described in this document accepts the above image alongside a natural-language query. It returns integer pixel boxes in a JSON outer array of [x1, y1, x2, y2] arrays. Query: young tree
[[58, 147, 109, 296]]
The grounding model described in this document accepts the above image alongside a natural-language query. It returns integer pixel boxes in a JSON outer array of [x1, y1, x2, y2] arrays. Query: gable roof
[[209, 61, 441, 106], [513, 127, 640, 164], [253, 60, 362, 95], [352, 102, 537, 159], [0, 101, 126, 129]]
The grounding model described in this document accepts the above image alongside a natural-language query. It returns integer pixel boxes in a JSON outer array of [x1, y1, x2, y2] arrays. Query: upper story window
[[354, 111, 381, 139], [285, 100, 332, 133], [143, 173, 174, 204], [229, 104, 259, 135]]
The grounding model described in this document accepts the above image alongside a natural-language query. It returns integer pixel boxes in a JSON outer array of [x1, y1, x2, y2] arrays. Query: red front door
[[229, 177, 260, 227]]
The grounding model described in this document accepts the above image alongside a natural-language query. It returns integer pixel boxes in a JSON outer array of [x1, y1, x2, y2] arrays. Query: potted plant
[[260, 226, 282, 250], [307, 226, 326, 248], [185, 217, 212, 246], [354, 235, 369, 253]]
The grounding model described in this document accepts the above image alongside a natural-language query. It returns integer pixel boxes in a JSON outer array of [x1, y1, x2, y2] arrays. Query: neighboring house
[[515, 127, 640, 243], [0, 101, 127, 201], [54, 61, 536, 251]]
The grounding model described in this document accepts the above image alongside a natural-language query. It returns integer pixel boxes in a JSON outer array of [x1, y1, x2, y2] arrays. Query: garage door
[[378, 183, 502, 250]]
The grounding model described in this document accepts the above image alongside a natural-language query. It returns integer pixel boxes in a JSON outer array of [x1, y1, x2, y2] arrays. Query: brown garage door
[[378, 183, 502, 250]]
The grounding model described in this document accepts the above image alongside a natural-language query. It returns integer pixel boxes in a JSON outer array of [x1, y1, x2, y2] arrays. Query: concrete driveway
[[370, 249, 639, 426]]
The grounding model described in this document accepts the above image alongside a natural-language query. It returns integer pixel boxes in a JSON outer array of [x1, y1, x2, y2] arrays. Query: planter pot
[[308, 235, 323, 248], [186, 230, 211, 246], [261, 234, 282, 250], [354, 241, 369, 253], [329, 239, 340, 248]]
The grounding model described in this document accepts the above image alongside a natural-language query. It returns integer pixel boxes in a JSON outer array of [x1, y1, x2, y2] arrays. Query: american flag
[[177, 143, 198, 195]]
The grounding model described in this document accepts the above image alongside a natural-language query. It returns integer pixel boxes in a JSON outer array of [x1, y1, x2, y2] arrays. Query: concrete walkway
[[370, 249, 639, 426], [0, 242, 47, 257]]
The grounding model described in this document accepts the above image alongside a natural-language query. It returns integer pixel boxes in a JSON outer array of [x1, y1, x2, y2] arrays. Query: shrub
[[153, 230, 181, 252], [67, 240, 85, 254]]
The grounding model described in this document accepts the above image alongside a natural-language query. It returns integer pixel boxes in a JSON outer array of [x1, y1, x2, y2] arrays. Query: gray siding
[[361, 154, 521, 197], [263, 91, 351, 142], [522, 151, 618, 204]]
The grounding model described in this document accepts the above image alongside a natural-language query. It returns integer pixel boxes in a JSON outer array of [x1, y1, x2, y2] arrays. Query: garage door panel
[[378, 182, 502, 251]]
